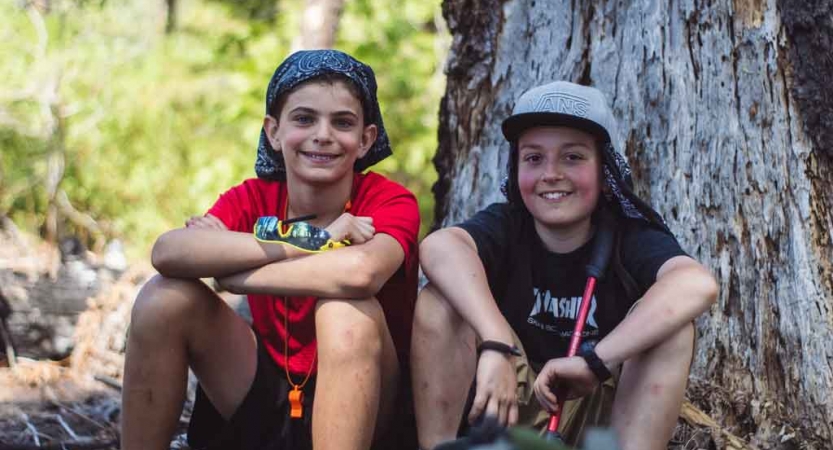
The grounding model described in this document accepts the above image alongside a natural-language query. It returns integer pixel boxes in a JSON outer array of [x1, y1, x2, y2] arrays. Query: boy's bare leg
[[611, 323, 694, 450], [411, 283, 478, 450], [121, 275, 257, 450], [312, 297, 400, 450]]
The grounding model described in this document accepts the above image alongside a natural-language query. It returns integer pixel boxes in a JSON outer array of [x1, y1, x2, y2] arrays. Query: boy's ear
[[263, 115, 281, 152], [359, 124, 378, 158]]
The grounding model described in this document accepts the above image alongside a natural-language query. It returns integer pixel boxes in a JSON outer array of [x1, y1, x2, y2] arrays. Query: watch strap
[[578, 343, 612, 383], [477, 340, 523, 357]]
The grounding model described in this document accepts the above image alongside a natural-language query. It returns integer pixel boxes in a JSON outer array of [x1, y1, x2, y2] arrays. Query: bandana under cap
[[255, 50, 392, 181]]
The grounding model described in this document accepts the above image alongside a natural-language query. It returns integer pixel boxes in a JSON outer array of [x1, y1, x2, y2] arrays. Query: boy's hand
[[185, 214, 228, 230], [325, 213, 375, 244], [532, 356, 597, 413], [468, 351, 519, 427]]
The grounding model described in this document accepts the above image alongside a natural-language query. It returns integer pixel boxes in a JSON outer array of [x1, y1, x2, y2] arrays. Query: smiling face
[[517, 126, 603, 239], [263, 79, 377, 186]]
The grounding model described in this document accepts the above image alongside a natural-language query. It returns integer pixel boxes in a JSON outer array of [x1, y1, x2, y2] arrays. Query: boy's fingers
[[542, 394, 556, 412], [185, 215, 227, 230], [508, 402, 519, 426], [187, 217, 209, 228], [355, 219, 373, 234], [548, 387, 559, 404], [534, 380, 556, 412], [468, 393, 487, 424], [544, 388, 559, 412], [496, 399, 507, 426], [345, 222, 374, 244], [533, 385, 544, 409], [484, 397, 500, 423], [205, 214, 227, 230], [535, 392, 551, 412], [348, 228, 370, 244], [360, 225, 375, 240]]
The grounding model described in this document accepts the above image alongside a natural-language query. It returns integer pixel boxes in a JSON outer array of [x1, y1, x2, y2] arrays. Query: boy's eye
[[293, 115, 314, 124], [334, 118, 356, 128], [522, 154, 542, 163]]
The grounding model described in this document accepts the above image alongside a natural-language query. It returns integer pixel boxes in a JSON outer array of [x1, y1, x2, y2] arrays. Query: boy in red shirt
[[121, 50, 419, 450]]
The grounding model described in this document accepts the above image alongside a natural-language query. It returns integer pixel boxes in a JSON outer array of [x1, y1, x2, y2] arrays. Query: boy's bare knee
[[130, 275, 213, 338], [622, 324, 695, 380], [414, 283, 463, 331], [316, 298, 385, 364]]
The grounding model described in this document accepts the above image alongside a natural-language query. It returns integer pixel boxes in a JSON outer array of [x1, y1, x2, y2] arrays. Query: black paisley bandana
[[255, 49, 392, 181]]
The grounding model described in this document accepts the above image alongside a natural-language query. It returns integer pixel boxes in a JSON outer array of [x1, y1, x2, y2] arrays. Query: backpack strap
[[612, 227, 645, 304]]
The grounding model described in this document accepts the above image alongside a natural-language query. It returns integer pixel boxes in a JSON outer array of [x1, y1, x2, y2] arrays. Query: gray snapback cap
[[501, 81, 619, 152]]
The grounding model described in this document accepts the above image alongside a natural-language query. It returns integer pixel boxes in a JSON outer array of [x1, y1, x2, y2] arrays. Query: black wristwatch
[[578, 341, 612, 383], [477, 340, 523, 357]]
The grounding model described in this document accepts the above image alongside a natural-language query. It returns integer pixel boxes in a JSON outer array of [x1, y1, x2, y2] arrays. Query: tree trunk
[[292, 0, 347, 51], [165, 0, 178, 34], [433, 0, 833, 447]]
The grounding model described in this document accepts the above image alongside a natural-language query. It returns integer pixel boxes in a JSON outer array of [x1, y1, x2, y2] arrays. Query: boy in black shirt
[[412, 81, 718, 450]]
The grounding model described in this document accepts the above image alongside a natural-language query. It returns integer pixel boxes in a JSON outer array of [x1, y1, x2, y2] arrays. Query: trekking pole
[[543, 211, 615, 442]]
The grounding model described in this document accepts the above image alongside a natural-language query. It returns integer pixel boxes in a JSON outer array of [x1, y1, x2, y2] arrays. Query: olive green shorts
[[510, 329, 618, 446]]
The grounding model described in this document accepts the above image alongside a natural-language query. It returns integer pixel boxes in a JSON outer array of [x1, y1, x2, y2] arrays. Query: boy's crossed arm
[[152, 212, 405, 299], [216, 232, 404, 299]]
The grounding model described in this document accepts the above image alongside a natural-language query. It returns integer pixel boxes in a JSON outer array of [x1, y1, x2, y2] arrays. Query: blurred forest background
[[1, 0, 447, 260], [4, 0, 830, 449]]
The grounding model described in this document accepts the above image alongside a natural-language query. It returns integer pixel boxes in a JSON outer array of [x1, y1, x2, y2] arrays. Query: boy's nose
[[541, 162, 565, 182], [312, 123, 334, 144]]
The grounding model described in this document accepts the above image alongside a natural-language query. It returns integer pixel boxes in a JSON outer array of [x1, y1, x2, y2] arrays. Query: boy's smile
[[517, 126, 602, 250], [298, 150, 341, 162], [538, 190, 572, 201]]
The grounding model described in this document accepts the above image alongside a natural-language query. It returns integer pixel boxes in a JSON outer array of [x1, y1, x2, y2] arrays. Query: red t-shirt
[[207, 172, 419, 375]]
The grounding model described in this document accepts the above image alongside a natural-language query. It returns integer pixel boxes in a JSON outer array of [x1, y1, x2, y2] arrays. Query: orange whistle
[[289, 386, 304, 419]]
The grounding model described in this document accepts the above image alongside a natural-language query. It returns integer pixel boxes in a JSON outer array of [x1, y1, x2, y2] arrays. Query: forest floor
[[0, 225, 754, 450]]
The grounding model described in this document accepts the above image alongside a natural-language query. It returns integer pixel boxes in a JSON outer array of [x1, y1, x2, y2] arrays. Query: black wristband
[[477, 340, 522, 357], [578, 344, 612, 383]]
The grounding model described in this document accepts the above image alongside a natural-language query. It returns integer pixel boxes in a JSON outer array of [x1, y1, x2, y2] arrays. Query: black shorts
[[187, 337, 416, 450]]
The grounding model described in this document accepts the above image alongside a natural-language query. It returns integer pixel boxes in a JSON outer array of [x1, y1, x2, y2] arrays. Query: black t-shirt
[[456, 203, 687, 367]]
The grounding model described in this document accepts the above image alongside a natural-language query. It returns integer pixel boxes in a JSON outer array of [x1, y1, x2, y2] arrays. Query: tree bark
[[292, 0, 347, 51], [434, 0, 833, 447]]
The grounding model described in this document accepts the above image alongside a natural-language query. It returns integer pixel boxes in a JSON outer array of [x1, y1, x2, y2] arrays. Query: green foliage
[[0, 0, 445, 258]]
